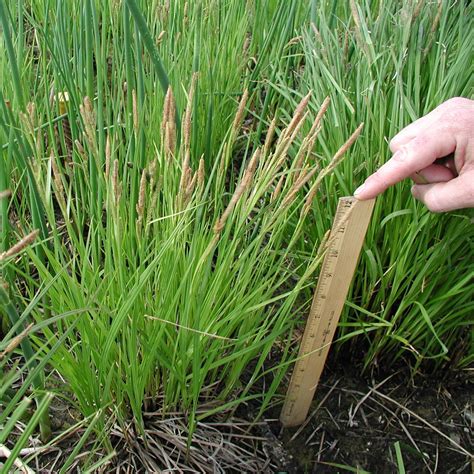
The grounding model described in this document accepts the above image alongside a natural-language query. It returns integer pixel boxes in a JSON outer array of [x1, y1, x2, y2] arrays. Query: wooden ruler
[[280, 196, 375, 427]]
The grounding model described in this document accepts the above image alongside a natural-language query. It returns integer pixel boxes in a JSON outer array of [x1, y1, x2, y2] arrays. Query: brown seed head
[[27, 102, 37, 125], [214, 148, 261, 233], [231, 89, 249, 136], [0, 323, 34, 360], [281, 165, 319, 209], [263, 116, 277, 157], [285, 91, 311, 138], [136, 168, 147, 218], [162, 88, 176, 158], [183, 73, 198, 152], [132, 89, 139, 135], [303, 123, 364, 215], [349, 0, 370, 58], [0, 189, 12, 200], [271, 174, 285, 202], [105, 134, 111, 179], [197, 158, 205, 189], [50, 151, 65, 207], [413, 0, 424, 19], [430, 1, 442, 33], [157, 30, 166, 45], [80, 96, 98, 155], [112, 159, 121, 204], [0, 229, 40, 261], [75, 139, 88, 161]]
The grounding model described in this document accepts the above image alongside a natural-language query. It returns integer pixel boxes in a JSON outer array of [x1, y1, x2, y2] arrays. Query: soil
[[4, 351, 473, 473], [262, 355, 473, 473]]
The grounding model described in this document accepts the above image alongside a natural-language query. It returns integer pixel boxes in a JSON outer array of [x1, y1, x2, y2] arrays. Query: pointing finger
[[355, 130, 457, 200]]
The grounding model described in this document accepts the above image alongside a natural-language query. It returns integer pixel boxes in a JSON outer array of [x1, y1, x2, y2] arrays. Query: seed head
[[50, 151, 66, 208], [413, 0, 424, 19], [183, 73, 198, 153], [430, 1, 442, 33], [271, 174, 285, 202], [303, 123, 364, 215], [263, 116, 277, 157], [80, 96, 98, 156], [197, 158, 205, 189], [157, 30, 166, 45], [162, 87, 176, 158], [0, 189, 12, 200], [284, 91, 311, 139], [75, 139, 88, 161], [136, 168, 147, 218], [214, 148, 260, 233], [105, 134, 111, 179], [0, 229, 40, 261], [112, 159, 121, 204], [132, 89, 139, 135], [231, 89, 249, 136]]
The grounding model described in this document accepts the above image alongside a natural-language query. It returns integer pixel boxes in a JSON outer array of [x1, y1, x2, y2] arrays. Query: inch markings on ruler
[[280, 196, 375, 428]]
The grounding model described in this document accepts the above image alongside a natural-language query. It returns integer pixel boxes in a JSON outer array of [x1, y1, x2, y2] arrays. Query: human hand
[[354, 97, 474, 212]]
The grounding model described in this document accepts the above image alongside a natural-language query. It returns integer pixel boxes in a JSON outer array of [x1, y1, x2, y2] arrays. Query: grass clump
[[6, 81, 361, 439], [275, 0, 473, 371], [1, 0, 473, 469], [0, 1, 365, 461]]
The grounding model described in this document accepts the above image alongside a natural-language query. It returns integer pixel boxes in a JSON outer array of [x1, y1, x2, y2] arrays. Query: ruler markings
[[280, 196, 375, 427]]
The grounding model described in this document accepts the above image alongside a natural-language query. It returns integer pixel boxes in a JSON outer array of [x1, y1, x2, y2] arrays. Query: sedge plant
[[273, 0, 474, 372], [2, 1, 472, 468], [1, 0, 366, 460]]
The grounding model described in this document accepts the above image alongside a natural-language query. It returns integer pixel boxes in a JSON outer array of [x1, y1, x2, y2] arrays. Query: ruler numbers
[[280, 197, 375, 427]]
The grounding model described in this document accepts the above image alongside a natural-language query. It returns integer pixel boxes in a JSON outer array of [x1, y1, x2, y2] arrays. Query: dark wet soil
[[263, 358, 473, 473], [5, 351, 472, 473]]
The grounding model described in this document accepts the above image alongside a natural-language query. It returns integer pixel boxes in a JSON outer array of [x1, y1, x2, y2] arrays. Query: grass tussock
[[0, 0, 472, 470]]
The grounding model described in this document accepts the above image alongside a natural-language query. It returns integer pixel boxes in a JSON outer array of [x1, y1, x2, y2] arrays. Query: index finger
[[389, 107, 442, 152], [355, 130, 457, 200]]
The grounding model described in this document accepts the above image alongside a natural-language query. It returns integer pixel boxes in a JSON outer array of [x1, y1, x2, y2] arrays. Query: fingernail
[[354, 184, 365, 197]]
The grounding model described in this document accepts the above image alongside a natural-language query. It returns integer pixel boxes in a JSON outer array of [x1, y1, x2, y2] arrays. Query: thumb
[[411, 173, 474, 212]]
